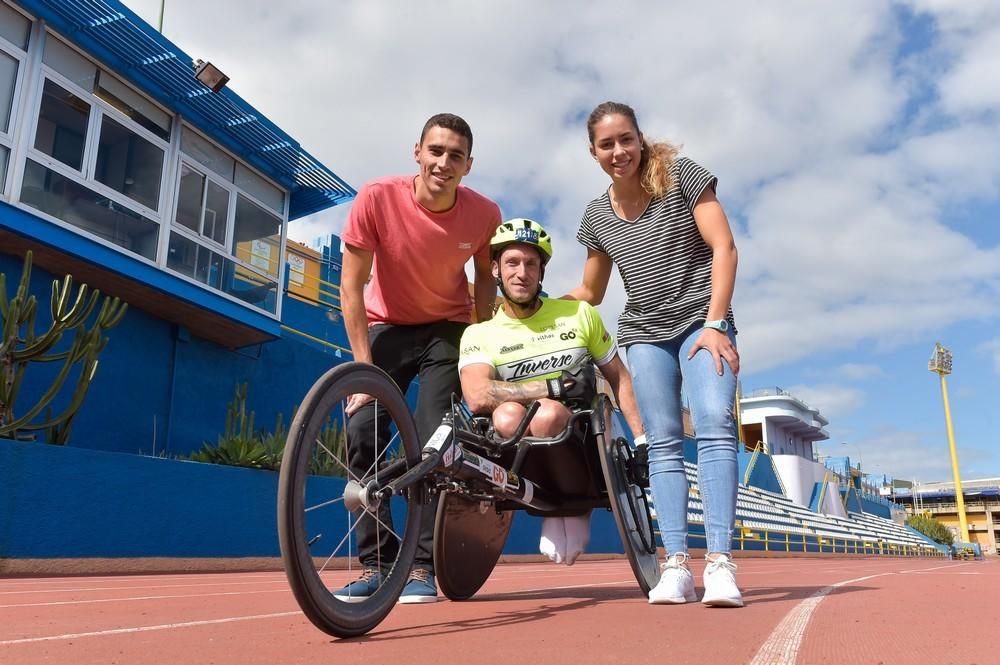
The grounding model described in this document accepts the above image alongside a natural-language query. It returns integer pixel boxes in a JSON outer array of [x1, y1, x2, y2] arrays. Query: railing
[[742, 386, 819, 413], [713, 525, 945, 558], [285, 263, 342, 308], [914, 501, 998, 513], [743, 441, 763, 485], [279, 263, 351, 356]]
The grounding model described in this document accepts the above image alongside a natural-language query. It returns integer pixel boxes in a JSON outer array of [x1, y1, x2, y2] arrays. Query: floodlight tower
[[928, 342, 970, 543]]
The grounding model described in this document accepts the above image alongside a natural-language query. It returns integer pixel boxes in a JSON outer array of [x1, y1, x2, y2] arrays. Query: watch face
[[706, 319, 728, 332]]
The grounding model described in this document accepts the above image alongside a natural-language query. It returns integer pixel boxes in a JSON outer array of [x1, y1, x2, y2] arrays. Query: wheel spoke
[[364, 506, 404, 543], [318, 510, 361, 574], [304, 496, 345, 513]]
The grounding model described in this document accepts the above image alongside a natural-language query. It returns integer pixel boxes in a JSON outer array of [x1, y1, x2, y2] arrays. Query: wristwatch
[[703, 319, 729, 332]]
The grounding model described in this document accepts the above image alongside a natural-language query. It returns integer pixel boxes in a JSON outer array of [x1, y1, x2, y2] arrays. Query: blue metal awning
[[16, 0, 354, 219]]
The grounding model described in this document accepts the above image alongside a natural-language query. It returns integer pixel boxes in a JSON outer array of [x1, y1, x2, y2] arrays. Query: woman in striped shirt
[[567, 101, 744, 607]]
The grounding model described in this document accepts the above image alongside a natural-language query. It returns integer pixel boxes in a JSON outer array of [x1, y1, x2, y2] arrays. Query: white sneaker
[[648, 553, 697, 604], [701, 553, 744, 607]]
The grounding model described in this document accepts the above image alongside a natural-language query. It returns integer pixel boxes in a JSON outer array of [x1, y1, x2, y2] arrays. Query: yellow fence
[[691, 526, 946, 557]]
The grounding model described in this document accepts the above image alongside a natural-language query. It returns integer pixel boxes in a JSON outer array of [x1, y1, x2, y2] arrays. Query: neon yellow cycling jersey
[[458, 297, 618, 382]]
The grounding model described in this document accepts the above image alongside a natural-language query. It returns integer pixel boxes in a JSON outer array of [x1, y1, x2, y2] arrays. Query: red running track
[[1, 557, 995, 665]]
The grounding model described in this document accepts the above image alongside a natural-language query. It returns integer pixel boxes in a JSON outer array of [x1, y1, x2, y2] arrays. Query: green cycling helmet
[[491, 218, 553, 265]]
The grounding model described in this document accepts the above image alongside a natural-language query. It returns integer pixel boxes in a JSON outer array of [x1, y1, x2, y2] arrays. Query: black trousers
[[346, 320, 466, 572]]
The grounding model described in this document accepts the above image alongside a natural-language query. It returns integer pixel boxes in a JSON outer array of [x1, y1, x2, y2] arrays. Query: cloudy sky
[[126, 0, 999, 482]]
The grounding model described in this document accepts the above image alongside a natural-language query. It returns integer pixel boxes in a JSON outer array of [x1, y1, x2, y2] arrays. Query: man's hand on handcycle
[[545, 370, 589, 402]]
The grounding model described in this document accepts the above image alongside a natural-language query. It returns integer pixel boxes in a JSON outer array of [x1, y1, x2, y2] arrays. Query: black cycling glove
[[545, 370, 588, 402]]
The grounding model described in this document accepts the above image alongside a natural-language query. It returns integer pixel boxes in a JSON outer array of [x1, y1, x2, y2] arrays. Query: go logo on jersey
[[559, 330, 577, 341]]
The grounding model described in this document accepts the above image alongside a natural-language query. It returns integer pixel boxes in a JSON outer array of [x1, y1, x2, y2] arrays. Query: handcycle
[[277, 362, 659, 638]]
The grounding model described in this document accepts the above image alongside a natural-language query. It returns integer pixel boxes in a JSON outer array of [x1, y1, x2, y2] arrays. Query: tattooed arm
[[460, 363, 549, 414]]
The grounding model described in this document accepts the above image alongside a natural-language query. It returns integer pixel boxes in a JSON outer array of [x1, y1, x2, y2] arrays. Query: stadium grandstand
[[892, 478, 999, 556], [601, 381, 946, 559]]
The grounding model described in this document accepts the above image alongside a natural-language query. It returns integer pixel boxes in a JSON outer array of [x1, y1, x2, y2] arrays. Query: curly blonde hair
[[586, 101, 679, 198]]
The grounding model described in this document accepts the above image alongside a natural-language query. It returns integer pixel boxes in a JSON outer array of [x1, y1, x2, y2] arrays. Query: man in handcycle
[[459, 218, 645, 565]]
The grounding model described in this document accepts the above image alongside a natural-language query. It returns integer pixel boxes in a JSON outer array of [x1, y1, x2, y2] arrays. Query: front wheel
[[278, 362, 423, 638], [597, 407, 660, 594]]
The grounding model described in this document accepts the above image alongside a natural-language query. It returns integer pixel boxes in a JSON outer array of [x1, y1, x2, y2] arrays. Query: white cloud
[[815, 426, 991, 482], [785, 383, 865, 421], [122, 0, 1000, 381], [979, 338, 1000, 373]]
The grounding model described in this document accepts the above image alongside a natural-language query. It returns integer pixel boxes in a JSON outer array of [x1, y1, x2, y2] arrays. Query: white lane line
[[0, 573, 287, 593], [899, 562, 973, 573], [0, 588, 286, 609], [0, 572, 287, 586], [0, 612, 301, 645], [0, 579, 634, 645], [749, 562, 962, 665], [0, 579, 288, 595]]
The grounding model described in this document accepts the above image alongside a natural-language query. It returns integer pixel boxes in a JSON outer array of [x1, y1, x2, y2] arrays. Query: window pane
[[0, 51, 17, 133], [96, 71, 170, 141], [0, 4, 30, 50], [167, 231, 277, 313], [95, 114, 164, 209], [174, 164, 204, 232], [230, 265, 277, 313], [204, 180, 229, 245], [181, 126, 234, 182], [42, 37, 96, 91], [0, 145, 9, 194], [235, 162, 284, 214], [167, 230, 221, 287], [197, 244, 225, 289], [167, 230, 198, 278], [21, 159, 160, 260], [233, 194, 281, 278], [33, 79, 90, 170]]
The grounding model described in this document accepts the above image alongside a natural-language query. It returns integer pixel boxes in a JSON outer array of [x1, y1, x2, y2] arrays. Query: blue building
[[0, 0, 354, 455]]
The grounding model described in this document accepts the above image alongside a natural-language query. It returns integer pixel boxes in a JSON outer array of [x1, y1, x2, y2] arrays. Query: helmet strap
[[497, 276, 543, 316]]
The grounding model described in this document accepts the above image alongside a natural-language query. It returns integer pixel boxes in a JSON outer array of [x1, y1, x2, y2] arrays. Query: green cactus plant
[[187, 382, 351, 476], [188, 382, 266, 468], [0, 251, 127, 444]]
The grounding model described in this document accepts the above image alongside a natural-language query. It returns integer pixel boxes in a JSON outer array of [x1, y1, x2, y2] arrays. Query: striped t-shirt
[[576, 157, 737, 347]]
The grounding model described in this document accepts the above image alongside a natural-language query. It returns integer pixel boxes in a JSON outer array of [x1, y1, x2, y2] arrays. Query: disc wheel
[[597, 418, 660, 594], [278, 362, 423, 638], [434, 491, 513, 600]]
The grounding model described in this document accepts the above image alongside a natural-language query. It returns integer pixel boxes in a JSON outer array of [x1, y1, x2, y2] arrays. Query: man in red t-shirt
[[335, 113, 501, 604]]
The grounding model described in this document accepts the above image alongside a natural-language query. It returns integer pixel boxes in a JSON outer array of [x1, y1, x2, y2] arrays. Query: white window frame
[[24, 59, 172, 222], [3, 13, 290, 318], [173, 122, 290, 317], [0, 3, 31, 197], [171, 159, 235, 253]]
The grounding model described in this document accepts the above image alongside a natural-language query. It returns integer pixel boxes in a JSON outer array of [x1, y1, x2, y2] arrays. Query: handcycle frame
[[278, 362, 659, 638]]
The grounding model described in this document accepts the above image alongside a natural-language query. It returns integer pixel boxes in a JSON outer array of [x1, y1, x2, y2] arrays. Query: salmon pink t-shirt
[[341, 175, 501, 326]]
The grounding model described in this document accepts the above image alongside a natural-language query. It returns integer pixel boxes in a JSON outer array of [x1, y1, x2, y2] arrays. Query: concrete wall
[[771, 454, 831, 508], [0, 437, 621, 561], [1, 437, 291, 557]]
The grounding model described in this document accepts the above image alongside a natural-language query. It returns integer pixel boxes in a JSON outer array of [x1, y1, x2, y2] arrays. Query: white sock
[[563, 513, 591, 566], [539, 516, 566, 564]]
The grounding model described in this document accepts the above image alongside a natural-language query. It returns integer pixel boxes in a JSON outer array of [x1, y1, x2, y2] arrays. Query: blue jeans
[[627, 323, 738, 556]]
